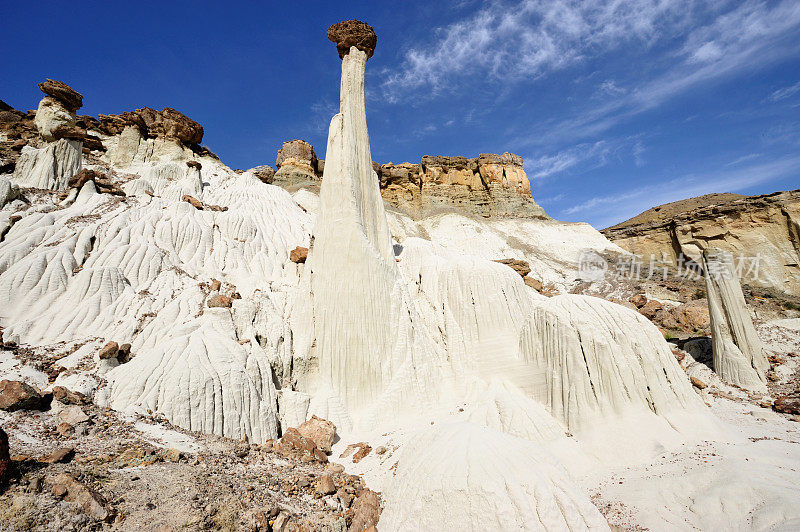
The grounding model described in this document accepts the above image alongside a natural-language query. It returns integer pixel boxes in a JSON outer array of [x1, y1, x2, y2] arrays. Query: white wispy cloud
[[525, 136, 644, 179], [595, 79, 627, 98], [725, 153, 761, 166], [381, 0, 699, 99], [526, 0, 800, 147], [526, 140, 613, 179], [382, 1, 800, 154], [537, 192, 566, 204], [769, 80, 800, 102], [563, 155, 800, 227]]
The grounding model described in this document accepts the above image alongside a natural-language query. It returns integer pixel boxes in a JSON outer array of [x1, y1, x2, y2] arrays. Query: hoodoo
[[703, 247, 769, 389], [303, 20, 426, 417]]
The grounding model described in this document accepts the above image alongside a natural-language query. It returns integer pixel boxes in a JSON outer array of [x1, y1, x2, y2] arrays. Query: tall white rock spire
[[306, 21, 422, 417]]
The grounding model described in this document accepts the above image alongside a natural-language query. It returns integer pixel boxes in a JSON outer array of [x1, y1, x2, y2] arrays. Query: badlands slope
[[2, 21, 800, 531]]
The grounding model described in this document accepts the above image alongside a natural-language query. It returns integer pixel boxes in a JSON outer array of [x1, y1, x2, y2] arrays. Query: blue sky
[[2, 1, 799, 228]]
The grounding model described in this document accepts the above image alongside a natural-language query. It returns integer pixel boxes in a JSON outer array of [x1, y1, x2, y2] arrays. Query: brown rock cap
[[38, 79, 83, 112], [98, 107, 203, 145], [327, 20, 377, 59]]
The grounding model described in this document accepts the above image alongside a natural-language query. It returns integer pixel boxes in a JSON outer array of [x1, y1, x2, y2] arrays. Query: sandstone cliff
[[378, 152, 548, 219], [257, 140, 548, 219], [602, 190, 800, 296]]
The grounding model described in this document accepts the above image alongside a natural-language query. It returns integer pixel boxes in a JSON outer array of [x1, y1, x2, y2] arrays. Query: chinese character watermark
[[576, 250, 764, 283]]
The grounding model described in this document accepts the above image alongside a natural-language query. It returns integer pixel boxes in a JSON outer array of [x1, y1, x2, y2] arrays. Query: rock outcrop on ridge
[[97, 107, 204, 146], [603, 189, 800, 296], [272, 139, 321, 188], [379, 151, 547, 218], [261, 137, 548, 219]]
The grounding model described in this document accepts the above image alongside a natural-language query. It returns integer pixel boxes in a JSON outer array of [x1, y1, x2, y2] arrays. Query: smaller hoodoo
[[12, 79, 83, 190], [702, 247, 769, 389]]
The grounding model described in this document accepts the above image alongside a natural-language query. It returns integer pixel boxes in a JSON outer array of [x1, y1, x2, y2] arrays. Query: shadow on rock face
[[671, 336, 714, 368]]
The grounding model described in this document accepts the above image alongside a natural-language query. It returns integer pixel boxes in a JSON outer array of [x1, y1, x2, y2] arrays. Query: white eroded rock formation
[[12, 138, 82, 190], [380, 422, 610, 531], [703, 247, 769, 389]]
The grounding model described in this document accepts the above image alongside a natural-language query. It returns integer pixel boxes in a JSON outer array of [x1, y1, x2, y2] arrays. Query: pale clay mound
[[2, 38, 800, 532]]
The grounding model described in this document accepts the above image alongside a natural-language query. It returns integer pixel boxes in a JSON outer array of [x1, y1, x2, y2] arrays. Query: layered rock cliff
[[602, 190, 800, 296], [378, 152, 548, 219], [253, 142, 548, 219]]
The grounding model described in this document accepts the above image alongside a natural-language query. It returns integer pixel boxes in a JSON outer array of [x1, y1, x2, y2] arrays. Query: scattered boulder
[[59, 405, 89, 425], [524, 277, 543, 291], [52, 482, 68, 498], [296, 415, 336, 453], [341, 442, 371, 463], [690, 376, 708, 389], [316, 474, 337, 495], [638, 300, 663, 320], [48, 473, 114, 521], [117, 343, 132, 363], [290, 246, 309, 264], [773, 395, 800, 415], [276, 427, 328, 462], [493, 258, 531, 278], [38, 79, 83, 112], [353, 444, 372, 463], [182, 194, 204, 210], [327, 20, 378, 59], [672, 301, 710, 332], [0, 380, 44, 411], [186, 160, 202, 170], [98, 341, 119, 360], [337, 488, 354, 508], [272, 511, 291, 532], [56, 422, 75, 437], [52, 386, 89, 405], [68, 169, 125, 196], [210, 279, 222, 291], [207, 294, 232, 308], [349, 489, 381, 531], [629, 293, 647, 308], [39, 447, 75, 464]]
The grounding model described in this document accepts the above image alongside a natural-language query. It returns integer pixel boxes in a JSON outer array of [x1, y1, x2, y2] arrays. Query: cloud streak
[[769, 80, 800, 102]]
